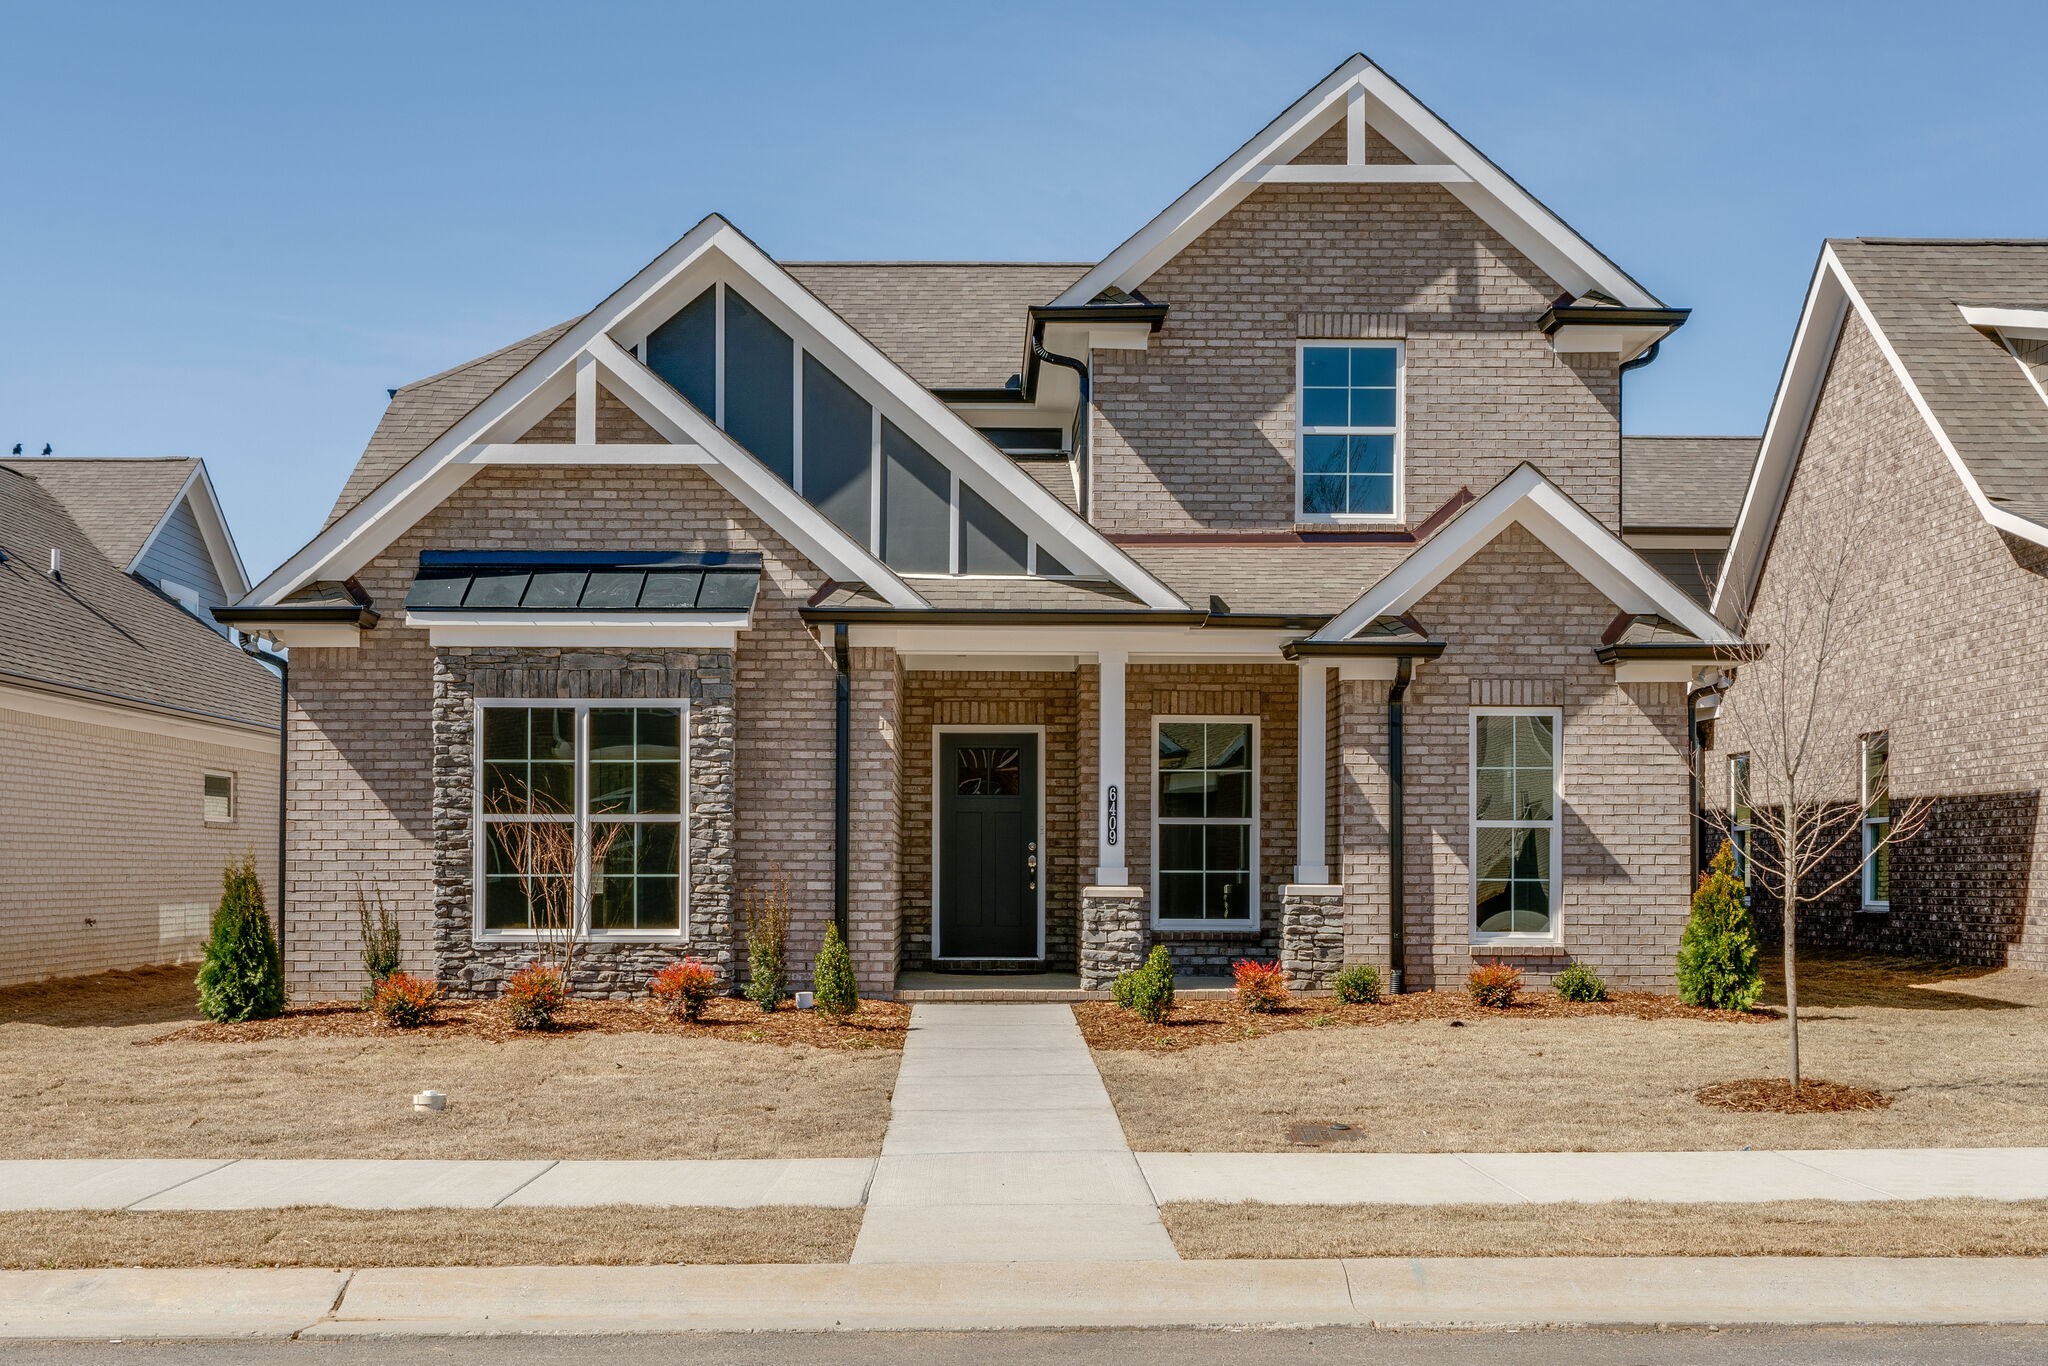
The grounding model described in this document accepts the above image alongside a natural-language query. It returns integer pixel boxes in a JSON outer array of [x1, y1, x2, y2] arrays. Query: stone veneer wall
[[428, 646, 736, 997], [1713, 312, 2048, 969], [1089, 182, 1622, 535], [284, 463, 838, 1001], [1395, 524, 1692, 991], [898, 670, 1081, 971]]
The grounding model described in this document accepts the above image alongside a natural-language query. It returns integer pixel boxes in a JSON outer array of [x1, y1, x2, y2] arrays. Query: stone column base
[[1280, 883, 1345, 991], [1080, 885, 1147, 990]]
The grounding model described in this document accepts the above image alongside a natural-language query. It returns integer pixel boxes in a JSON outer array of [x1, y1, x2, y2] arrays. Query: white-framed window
[[202, 773, 235, 825], [1470, 709, 1561, 942], [1153, 717, 1259, 929], [1729, 753, 1753, 886], [1297, 340, 1403, 522], [1861, 733, 1891, 912], [475, 699, 689, 940]]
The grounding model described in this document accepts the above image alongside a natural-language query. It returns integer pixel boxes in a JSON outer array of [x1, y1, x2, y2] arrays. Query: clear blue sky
[[5, 1, 2044, 582]]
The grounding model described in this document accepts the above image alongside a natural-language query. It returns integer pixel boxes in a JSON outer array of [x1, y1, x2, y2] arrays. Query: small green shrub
[[812, 922, 860, 1018], [1331, 963, 1382, 1006], [355, 878, 402, 1006], [1553, 961, 1608, 1003], [1113, 945, 1176, 1023], [1233, 959, 1289, 1013], [649, 958, 720, 1022], [503, 963, 567, 1030], [196, 855, 285, 1023], [1676, 841, 1765, 1012], [372, 971, 440, 1028], [1467, 959, 1523, 1009], [743, 875, 793, 1013]]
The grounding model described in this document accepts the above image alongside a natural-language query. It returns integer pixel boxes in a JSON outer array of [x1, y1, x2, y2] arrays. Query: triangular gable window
[[641, 283, 1047, 578]]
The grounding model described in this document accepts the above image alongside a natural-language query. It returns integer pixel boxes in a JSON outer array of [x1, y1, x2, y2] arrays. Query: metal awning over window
[[405, 550, 762, 614]]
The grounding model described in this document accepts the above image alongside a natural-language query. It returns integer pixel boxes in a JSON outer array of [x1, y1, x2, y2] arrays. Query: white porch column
[[1294, 661, 1330, 885], [1096, 647, 1130, 886]]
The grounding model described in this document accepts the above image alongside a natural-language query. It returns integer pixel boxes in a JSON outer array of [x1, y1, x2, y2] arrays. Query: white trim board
[[1714, 245, 2048, 626], [1052, 54, 1662, 312], [1310, 463, 1740, 645]]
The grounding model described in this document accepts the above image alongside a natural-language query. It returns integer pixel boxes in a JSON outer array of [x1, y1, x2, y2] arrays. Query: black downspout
[[832, 622, 851, 937], [239, 636, 288, 967], [1387, 655, 1414, 994], [1032, 338, 1091, 515]]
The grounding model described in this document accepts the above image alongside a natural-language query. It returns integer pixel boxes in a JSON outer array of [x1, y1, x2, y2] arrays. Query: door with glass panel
[[936, 732, 1040, 959]]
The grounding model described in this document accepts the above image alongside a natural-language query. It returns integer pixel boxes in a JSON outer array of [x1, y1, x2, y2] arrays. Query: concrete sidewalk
[[4, 1258, 2047, 1337], [852, 1003, 1176, 1264]]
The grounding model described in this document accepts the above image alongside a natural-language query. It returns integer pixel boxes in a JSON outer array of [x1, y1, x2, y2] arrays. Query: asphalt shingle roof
[[0, 463, 279, 730], [1126, 542, 1412, 616], [1829, 239, 2048, 528], [1620, 436, 1758, 532], [14, 457, 197, 567]]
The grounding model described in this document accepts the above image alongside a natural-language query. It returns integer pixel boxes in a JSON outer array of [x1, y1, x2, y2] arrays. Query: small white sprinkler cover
[[414, 1089, 447, 1112], [795, 990, 815, 1010]]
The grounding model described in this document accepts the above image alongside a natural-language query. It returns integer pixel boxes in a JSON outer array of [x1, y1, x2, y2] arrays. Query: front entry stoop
[[850, 1003, 1177, 1264]]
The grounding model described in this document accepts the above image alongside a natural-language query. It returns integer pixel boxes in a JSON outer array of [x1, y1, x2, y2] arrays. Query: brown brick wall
[[848, 646, 903, 993], [1393, 524, 1692, 991], [1, 703, 279, 987], [1714, 312, 2048, 969], [284, 463, 840, 1000], [1089, 183, 1621, 534]]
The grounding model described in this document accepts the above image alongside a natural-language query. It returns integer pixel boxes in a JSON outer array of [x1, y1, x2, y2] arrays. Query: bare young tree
[[1707, 463, 1929, 1089], [487, 777, 625, 989]]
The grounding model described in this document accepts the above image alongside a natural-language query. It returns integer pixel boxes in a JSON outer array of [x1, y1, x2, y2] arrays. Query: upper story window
[[642, 283, 1065, 579], [1298, 341, 1402, 522], [1861, 734, 1891, 911]]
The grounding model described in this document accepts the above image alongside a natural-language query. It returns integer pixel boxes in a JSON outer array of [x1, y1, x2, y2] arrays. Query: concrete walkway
[[6, 1258, 2048, 1337], [850, 1003, 1176, 1264]]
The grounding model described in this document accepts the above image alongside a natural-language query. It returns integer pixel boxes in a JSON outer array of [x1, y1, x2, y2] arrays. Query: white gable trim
[[130, 462, 251, 600], [1051, 55, 1660, 312], [1714, 247, 2048, 625], [1311, 463, 1737, 645]]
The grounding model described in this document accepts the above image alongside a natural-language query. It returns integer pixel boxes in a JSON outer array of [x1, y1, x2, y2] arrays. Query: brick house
[[1711, 240, 2048, 970], [224, 55, 1745, 1002], [2, 456, 280, 986]]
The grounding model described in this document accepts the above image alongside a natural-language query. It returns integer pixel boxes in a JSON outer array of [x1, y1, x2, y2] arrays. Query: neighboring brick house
[[1, 456, 280, 986], [226, 55, 1746, 1003], [1711, 240, 2048, 971]]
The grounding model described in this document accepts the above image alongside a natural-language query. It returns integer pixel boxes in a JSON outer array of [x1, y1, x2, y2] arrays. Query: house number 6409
[[1106, 785, 1120, 846]]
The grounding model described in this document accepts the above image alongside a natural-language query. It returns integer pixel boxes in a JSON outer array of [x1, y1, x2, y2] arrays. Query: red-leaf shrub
[[1233, 959, 1290, 1013], [503, 963, 568, 1030], [649, 958, 720, 1022], [372, 971, 440, 1028], [1467, 959, 1523, 1009]]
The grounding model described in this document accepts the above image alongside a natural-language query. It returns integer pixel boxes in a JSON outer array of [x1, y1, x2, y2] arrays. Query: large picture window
[[1861, 733, 1891, 911], [1471, 710, 1560, 940], [1154, 719, 1258, 927], [478, 701, 687, 938], [1298, 341, 1402, 521]]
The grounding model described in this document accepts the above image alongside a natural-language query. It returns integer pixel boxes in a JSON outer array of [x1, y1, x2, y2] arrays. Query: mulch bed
[[1075, 991, 1767, 1052], [148, 996, 909, 1050], [1695, 1077, 1893, 1114]]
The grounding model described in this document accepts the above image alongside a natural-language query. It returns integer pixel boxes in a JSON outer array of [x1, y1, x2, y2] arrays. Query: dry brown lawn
[[1163, 1199, 2048, 1260], [0, 1206, 860, 1268], [0, 966, 900, 1159], [1092, 955, 2048, 1152]]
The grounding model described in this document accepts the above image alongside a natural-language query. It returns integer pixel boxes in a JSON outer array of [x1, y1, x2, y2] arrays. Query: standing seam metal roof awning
[[404, 551, 763, 613]]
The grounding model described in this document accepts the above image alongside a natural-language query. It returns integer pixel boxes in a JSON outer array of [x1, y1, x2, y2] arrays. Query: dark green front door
[[937, 732, 1039, 959]]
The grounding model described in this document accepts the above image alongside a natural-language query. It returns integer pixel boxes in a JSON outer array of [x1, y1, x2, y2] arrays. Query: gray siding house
[[226, 55, 1749, 1004]]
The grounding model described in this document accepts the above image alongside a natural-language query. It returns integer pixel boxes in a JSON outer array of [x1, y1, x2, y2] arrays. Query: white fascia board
[[1312, 464, 1737, 645], [582, 334, 923, 607], [844, 622, 1295, 659], [245, 215, 742, 606], [1715, 248, 2048, 625], [642, 231, 1185, 611], [415, 621, 743, 650], [1615, 659, 1706, 684], [469, 442, 713, 466], [1957, 305, 2048, 341], [1253, 163, 1473, 184], [1051, 55, 1660, 312]]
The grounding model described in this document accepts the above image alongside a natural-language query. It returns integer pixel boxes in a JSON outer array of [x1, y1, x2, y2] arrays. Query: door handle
[[1026, 855, 1038, 871]]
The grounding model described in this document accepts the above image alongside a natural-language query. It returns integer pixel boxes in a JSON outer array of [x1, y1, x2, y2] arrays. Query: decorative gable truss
[[241, 215, 1186, 640], [1309, 463, 1745, 681], [1052, 53, 1673, 358]]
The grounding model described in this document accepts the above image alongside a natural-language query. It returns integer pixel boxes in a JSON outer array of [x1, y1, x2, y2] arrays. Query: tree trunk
[[1782, 837, 1802, 1092]]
